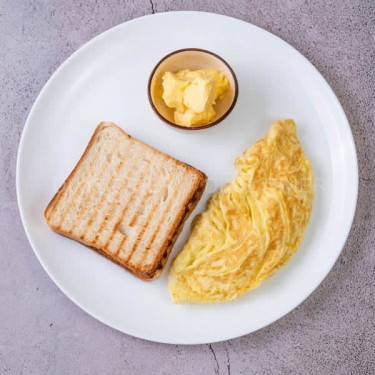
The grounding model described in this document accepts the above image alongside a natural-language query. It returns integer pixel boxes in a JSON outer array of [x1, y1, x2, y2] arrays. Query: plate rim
[[16, 11, 359, 345]]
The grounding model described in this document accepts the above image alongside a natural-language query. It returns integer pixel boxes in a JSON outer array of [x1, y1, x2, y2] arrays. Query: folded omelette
[[168, 119, 314, 303]]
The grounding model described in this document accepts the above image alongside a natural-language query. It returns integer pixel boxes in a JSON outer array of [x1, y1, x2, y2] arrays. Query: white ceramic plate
[[17, 12, 358, 344]]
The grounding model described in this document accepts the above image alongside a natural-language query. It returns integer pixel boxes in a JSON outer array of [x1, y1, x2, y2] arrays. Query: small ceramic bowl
[[148, 48, 238, 130]]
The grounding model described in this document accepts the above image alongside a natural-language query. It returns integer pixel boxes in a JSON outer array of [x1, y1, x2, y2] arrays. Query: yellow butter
[[161, 72, 188, 112], [183, 76, 215, 113], [175, 107, 216, 127], [161, 69, 230, 127]]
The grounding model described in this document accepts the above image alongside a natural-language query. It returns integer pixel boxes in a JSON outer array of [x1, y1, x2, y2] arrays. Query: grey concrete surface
[[1, 1, 374, 374]]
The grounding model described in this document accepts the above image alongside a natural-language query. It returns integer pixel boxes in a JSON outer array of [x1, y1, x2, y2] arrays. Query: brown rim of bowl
[[147, 48, 239, 130]]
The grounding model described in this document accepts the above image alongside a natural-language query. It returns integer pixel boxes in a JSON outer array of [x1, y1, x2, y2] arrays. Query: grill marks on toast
[[116, 158, 165, 260], [83, 141, 134, 244], [93, 142, 143, 250], [55, 140, 105, 230], [89, 155, 127, 244], [111, 163, 152, 256], [44, 122, 207, 280], [67, 141, 122, 236], [104, 152, 152, 253], [143, 171, 199, 268], [124, 162, 177, 264], [135, 169, 185, 269], [146, 180, 206, 277]]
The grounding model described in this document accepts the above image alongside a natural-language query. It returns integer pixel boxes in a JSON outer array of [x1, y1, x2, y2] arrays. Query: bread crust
[[45, 122, 112, 221], [141, 175, 206, 280], [45, 122, 207, 280]]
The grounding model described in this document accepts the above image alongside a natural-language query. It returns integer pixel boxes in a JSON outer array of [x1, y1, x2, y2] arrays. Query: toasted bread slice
[[45, 122, 207, 280]]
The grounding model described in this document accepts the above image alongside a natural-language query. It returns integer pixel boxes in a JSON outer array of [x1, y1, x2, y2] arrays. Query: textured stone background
[[1, 1, 374, 374]]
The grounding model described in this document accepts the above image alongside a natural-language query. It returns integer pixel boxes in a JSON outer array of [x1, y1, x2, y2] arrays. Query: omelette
[[168, 119, 314, 303]]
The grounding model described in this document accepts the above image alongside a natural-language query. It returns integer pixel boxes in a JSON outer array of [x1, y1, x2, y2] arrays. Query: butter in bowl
[[148, 48, 238, 130]]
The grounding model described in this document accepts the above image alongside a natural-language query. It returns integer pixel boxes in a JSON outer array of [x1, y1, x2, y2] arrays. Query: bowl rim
[[147, 47, 239, 130]]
